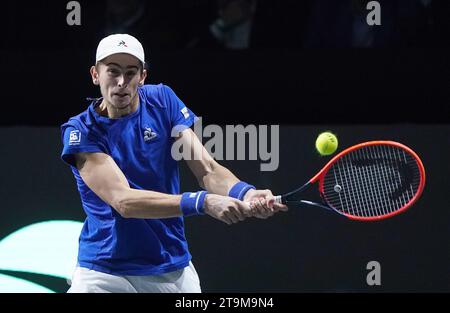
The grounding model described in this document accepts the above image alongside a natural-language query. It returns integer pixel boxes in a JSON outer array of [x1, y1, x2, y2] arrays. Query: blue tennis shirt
[[61, 84, 197, 276]]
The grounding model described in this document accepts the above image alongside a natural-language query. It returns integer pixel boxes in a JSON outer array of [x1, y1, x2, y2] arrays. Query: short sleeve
[[60, 124, 105, 167], [162, 85, 198, 134]]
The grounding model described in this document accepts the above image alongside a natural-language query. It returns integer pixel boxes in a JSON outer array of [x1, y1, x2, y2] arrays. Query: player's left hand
[[243, 189, 289, 219]]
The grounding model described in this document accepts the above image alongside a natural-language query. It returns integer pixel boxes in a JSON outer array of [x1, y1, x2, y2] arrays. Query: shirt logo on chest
[[143, 127, 157, 142]]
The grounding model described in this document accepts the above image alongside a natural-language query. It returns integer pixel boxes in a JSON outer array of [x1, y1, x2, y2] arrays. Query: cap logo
[[118, 40, 128, 47]]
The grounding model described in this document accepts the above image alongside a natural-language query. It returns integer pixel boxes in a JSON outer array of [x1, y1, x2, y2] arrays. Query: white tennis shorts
[[67, 261, 202, 293]]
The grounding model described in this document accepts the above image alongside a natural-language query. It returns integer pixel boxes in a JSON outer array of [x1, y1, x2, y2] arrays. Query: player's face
[[92, 53, 146, 110]]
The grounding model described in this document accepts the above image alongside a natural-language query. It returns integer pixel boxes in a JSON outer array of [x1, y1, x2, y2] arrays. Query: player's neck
[[98, 95, 139, 119]]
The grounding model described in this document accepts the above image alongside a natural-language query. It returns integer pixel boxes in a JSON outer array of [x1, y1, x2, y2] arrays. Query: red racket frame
[[312, 141, 426, 221]]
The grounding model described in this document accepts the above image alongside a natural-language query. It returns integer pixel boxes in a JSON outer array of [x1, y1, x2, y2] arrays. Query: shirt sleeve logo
[[181, 107, 189, 119], [69, 130, 81, 145]]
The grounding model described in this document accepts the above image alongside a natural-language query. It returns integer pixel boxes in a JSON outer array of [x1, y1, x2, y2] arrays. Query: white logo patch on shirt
[[181, 107, 189, 119], [69, 130, 81, 145], [143, 127, 157, 142]]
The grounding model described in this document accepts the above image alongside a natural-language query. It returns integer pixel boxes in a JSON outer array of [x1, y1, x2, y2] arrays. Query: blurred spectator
[[102, 0, 213, 51], [188, 0, 310, 50], [187, 0, 257, 50], [209, 0, 257, 50], [302, 0, 447, 48], [303, 0, 388, 47], [104, 0, 147, 35], [1, 0, 449, 51]]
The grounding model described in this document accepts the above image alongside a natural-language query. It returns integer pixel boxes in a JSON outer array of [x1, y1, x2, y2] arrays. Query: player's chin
[[111, 97, 131, 109]]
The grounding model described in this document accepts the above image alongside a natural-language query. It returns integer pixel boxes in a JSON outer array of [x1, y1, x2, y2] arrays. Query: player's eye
[[126, 71, 137, 77], [108, 69, 120, 75]]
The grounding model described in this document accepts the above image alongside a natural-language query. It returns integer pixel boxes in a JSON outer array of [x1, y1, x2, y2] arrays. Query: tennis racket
[[275, 141, 425, 221]]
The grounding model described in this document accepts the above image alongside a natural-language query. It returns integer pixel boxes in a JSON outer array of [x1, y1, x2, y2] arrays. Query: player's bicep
[[75, 152, 130, 207]]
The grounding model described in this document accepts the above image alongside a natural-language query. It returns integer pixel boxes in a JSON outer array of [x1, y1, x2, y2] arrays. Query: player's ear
[[139, 68, 147, 86], [90, 65, 100, 85]]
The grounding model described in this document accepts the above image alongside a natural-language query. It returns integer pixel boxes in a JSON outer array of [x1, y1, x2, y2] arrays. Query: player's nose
[[117, 74, 125, 87]]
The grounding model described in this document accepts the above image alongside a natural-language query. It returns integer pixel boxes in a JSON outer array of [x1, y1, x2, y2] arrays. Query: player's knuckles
[[219, 211, 229, 220], [238, 204, 252, 215], [238, 212, 247, 221], [231, 208, 246, 221], [224, 211, 238, 223], [218, 214, 231, 224], [254, 207, 267, 216], [230, 204, 245, 217], [221, 216, 232, 225], [259, 198, 272, 211], [256, 198, 266, 208], [254, 202, 263, 210], [227, 204, 238, 213], [258, 205, 271, 214]]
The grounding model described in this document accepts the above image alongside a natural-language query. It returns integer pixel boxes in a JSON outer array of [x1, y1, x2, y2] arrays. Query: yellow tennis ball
[[315, 132, 338, 156]]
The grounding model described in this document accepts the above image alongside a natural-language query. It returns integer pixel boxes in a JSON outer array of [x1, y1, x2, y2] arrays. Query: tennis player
[[61, 34, 287, 293]]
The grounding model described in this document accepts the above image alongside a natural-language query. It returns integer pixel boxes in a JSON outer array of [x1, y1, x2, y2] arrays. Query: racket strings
[[322, 145, 421, 218]]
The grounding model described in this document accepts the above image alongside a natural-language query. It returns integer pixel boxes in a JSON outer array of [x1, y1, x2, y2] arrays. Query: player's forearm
[[113, 188, 182, 219], [201, 161, 240, 196]]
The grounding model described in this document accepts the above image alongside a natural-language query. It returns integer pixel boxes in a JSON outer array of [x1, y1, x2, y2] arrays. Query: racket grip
[[274, 195, 282, 204]]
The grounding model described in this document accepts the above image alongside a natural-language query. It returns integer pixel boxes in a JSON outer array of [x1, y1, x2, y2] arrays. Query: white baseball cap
[[96, 34, 145, 65]]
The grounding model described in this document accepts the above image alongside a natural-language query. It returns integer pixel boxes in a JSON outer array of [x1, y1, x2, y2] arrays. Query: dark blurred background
[[0, 0, 449, 293], [0, 0, 449, 125]]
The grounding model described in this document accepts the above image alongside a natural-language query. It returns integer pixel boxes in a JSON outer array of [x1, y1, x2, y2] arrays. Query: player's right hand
[[203, 194, 251, 225]]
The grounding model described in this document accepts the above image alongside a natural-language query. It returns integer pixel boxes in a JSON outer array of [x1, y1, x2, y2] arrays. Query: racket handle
[[274, 195, 282, 204]]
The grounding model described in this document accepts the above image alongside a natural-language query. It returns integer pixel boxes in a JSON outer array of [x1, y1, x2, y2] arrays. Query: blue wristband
[[228, 181, 256, 201], [180, 191, 208, 216]]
